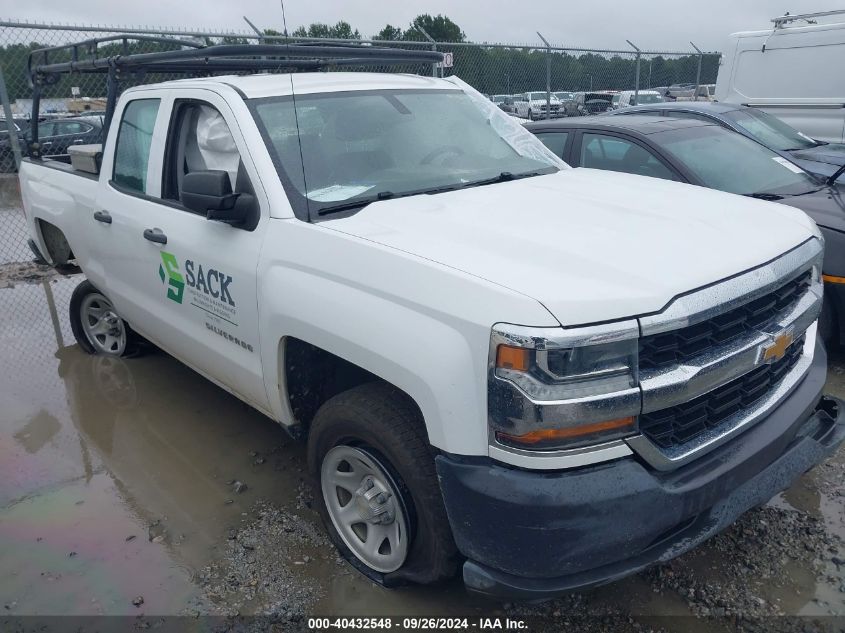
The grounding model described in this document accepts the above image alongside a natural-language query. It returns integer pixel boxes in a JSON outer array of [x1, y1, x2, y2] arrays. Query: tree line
[[0, 14, 717, 104]]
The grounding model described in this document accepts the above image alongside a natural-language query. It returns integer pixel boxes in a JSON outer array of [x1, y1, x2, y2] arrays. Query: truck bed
[[19, 158, 100, 272]]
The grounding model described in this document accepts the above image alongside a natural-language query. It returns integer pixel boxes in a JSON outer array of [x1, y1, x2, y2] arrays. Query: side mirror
[[181, 170, 254, 225]]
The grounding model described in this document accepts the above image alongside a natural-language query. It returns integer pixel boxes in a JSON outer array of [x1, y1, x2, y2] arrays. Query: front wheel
[[307, 382, 457, 586], [69, 280, 137, 357]]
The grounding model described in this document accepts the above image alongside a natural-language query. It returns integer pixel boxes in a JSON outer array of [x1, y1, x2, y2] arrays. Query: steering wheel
[[420, 145, 465, 165]]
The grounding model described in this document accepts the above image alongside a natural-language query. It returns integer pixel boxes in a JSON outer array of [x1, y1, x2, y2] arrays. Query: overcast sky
[[7, 0, 845, 51]]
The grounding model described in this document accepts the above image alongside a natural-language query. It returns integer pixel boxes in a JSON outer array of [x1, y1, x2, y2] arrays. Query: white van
[[716, 10, 845, 142]]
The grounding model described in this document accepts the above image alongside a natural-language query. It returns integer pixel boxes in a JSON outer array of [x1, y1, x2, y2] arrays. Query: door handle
[[93, 210, 112, 224], [143, 228, 167, 245], [72, 139, 84, 144]]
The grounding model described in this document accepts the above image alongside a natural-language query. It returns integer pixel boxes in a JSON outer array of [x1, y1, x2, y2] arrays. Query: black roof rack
[[25, 35, 444, 150]]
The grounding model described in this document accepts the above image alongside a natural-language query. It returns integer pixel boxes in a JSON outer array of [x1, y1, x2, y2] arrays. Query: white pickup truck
[[19, 46, 845, 600]]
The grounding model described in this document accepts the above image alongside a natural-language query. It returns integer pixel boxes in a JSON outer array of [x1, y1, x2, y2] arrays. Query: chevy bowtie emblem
[[760, 330, 794, 364]]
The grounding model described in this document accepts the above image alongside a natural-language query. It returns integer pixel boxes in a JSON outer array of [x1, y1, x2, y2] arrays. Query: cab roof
[[132, 72, 455, 99]]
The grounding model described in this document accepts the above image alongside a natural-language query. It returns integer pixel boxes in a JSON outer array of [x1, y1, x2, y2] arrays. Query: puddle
[[0, 235, 843, 625]]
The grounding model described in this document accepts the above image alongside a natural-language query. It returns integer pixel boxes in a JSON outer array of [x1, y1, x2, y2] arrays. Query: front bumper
[[436, 339, 845, 600]]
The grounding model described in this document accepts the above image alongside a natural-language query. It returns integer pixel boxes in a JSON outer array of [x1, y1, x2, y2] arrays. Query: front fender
[[257, 219, 558, 456]]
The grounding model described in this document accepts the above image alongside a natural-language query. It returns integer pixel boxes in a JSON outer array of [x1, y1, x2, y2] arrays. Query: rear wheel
[[307, 382, 457, 586], [69, 280, 139, 357]]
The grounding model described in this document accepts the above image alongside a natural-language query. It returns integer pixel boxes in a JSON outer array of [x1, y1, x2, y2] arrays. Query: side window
[[113, 99, 160, 194], [163, 101, 249, 209], [580, 133, 677, 181], [536, 132, 569, 158], [38, 121, 56, 137]]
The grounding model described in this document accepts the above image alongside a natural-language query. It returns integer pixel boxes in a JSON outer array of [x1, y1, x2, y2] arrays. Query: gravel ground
[[0, 260, 59, 287], [197, 501, 328, 620]]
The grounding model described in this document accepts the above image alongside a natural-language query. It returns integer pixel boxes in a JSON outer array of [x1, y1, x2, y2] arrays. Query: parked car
[[610, 89, 665, 110], [664, 84, 697, 100], [24, 116, 104, 163], [527, 115, 845, 347], [666, 84, 716, 101], [22, 40, 844, 601], [513, 91, 562, 120], [566, 91, 615, 116], [553, 91, 574, 107], [0, 118, 31, 171], [716, 10, 845, 142], [491, 94, 516, 114], [607, 102, 845, 182], [0, 117, 30, 134], [674, 84, 716, 102]]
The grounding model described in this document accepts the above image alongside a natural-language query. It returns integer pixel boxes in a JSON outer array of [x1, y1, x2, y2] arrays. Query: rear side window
[[536, 132, 569, 158], [54, 121, 90, 135], [580, 133, 677, 181], [113, 99, 160, 194]]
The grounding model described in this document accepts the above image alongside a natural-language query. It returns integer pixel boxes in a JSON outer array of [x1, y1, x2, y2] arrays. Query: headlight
[[489, 322, 641, 451]]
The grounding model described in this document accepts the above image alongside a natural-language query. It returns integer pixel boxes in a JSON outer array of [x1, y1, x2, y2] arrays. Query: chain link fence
[[0, 19, 719, 265]]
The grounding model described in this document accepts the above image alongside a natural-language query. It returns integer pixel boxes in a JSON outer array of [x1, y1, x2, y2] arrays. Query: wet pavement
[[0, 220, 844, 629]]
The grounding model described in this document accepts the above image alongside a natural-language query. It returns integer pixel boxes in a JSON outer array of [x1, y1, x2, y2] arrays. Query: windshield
[[553, 92, 572, 100], [251, 88, 563, 217], [636, 93, 663, 104], [722, 108, 818, 152], [529, 92, 553, 100], [656, 125, 819, 196]]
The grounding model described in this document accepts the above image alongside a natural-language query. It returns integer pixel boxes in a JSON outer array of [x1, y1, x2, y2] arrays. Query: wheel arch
[[276, 335, 431, 444]]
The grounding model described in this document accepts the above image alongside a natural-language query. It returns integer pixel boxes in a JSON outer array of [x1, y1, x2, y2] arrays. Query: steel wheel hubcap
[[321, 445, 408, 573], [80, 293, 126, 356]]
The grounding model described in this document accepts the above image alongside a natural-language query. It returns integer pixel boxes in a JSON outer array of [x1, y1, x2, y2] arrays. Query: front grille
[[639, 336, 804, 449], [640, 271, 811, 371]]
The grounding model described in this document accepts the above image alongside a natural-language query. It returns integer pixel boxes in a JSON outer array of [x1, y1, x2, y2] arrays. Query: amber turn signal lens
[[823, 274, 845, 285], [496, 345, 530, 372], [496, 417, 636, 446]]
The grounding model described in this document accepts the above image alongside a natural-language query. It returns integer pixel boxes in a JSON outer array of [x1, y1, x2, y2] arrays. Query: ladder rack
[[25, 35, 444, 148]]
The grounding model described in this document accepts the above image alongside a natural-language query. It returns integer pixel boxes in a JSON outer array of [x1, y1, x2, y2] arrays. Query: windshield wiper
[[316, 191, 397, 217], [315, 171, 549, 218], [827, 163, 845, 186], [743, 192, 784, 201], [459, 170, 545, 190]]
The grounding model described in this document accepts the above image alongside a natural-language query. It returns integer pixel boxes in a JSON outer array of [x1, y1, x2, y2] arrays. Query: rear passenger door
[[96, 90, 270, 412], [572, 131, 682, 181]]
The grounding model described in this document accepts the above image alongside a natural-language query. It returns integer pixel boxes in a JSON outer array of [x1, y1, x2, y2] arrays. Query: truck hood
[[323, 169, 817, 326]]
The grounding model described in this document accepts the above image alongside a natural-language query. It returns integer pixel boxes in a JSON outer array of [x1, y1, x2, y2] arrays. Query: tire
[[307, 382, 458, 587], [69, 280, 142, 357]]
